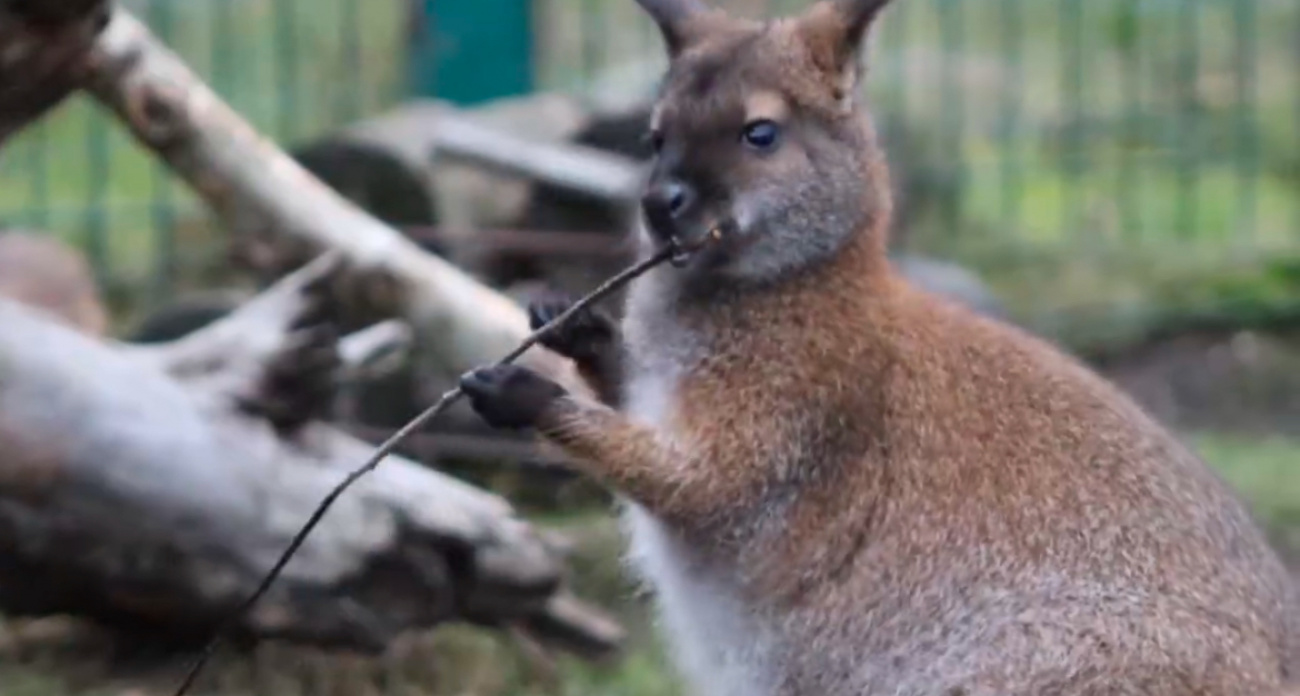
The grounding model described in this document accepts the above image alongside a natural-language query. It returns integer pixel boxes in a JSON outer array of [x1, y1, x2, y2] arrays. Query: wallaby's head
[[633, 0, 895, 284]]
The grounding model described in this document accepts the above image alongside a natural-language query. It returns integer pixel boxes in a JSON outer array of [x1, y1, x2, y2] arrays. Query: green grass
[[1195, 432, 1300, 528]]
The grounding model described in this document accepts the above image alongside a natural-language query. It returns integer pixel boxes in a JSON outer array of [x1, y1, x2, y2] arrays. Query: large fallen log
[[0, 257, 623, 660], [286, 93, 592, 249], [271, 95, 646, 296], [431, 110, 642, 207], [279, 96, 649, 323]]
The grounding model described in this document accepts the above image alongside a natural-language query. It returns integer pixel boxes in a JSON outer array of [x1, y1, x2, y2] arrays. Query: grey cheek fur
[[719, 163, 865, 283]]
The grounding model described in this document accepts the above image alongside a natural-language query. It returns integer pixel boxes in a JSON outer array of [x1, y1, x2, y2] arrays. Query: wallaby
[[459, 0, 1300, 693]]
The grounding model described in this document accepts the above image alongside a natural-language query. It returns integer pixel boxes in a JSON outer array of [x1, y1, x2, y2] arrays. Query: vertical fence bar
[[208, 0, 238, 258], [531, 0, 547, 89], [1289, 0, 1300, 239], [581, 0, 601, 86], [146, 0, 176, 297], [273, 0, 299, 140], [1231, 0, 1258, 243], [886, 0, 907, 112], [638, 0, 656, 64], [998, 0, 1023, 237], [878, 0, 909, 249], [1117, 0, 1143, 241], [211, 0, 237, 100], [936, 0, 965, 238], [338, 0, 362, 122], [1060, 0, 1084, 241], [1174, 0, 1199, 240], [83, 112, 111, 284], [361, 0, 377, 112], [24, 122, 49, 229]]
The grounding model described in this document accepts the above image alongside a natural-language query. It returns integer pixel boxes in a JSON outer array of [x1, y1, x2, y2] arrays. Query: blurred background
[[0, 0, 1297, 694]]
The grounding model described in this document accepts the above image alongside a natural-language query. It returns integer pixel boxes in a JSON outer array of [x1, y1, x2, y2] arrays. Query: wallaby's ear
[[799, 0, 894, 101], [634, 0, 709, 56]]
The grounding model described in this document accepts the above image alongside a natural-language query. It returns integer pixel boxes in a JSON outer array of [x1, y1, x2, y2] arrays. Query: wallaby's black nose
[[641, 180, 694, 239]]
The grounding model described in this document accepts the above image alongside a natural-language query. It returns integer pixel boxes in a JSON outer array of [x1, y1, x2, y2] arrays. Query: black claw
[[458, 364, 568, 431], [458, 367, 497, 397], [526, 290, 616, 365], [527, 295, 571, 332]]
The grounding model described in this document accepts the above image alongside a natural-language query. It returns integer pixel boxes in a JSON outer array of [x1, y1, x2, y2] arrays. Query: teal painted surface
[[410, 0, 535, 105]]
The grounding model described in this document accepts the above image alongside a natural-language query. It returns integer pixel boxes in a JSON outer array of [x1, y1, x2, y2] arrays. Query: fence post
[[407, 0, 535, 106]]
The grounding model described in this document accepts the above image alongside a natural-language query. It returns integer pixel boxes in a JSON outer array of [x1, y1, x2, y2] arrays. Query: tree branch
[[77, 8, 582, 391]]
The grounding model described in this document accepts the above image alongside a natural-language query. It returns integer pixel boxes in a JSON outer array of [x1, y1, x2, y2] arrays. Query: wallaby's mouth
[[667, 219, 730, 268], [669, 245, 693, 268]]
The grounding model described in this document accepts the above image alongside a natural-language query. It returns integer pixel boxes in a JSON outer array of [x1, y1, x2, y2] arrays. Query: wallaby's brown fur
[[459, 1, 1300, 693], [0, 232, 107, 336]]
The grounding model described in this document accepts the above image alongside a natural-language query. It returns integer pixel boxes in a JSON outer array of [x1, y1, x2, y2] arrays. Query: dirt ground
[[1096, 327, 1300, 439], [1096, 326, 1300, 570]]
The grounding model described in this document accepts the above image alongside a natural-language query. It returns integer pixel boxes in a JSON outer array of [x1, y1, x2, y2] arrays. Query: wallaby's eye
[[741, 120, 781, 152]]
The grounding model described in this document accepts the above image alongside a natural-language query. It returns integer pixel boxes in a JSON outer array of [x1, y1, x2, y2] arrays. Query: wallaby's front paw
[[528, 292, 616, 364], [459, 364, 568, 430]]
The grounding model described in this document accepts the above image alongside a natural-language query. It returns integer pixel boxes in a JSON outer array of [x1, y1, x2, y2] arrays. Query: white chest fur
[[619, 363, 778, 696], [621, 504, 776, 696]]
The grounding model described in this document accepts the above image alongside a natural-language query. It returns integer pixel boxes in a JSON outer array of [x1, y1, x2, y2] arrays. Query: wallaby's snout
[[640, 177, 697, 247]]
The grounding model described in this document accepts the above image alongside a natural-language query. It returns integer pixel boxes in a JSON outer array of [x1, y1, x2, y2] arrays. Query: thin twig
[[170, 243, 679, 696]]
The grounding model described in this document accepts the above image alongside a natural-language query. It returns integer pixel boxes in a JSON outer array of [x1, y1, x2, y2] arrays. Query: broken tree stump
[[0, 257, 623, 659]]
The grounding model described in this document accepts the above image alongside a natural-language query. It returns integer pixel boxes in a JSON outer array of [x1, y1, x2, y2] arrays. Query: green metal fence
[[1, 0, 1298, 319], [0, 0, 409, 308], [540, 0, 1300, 255]]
